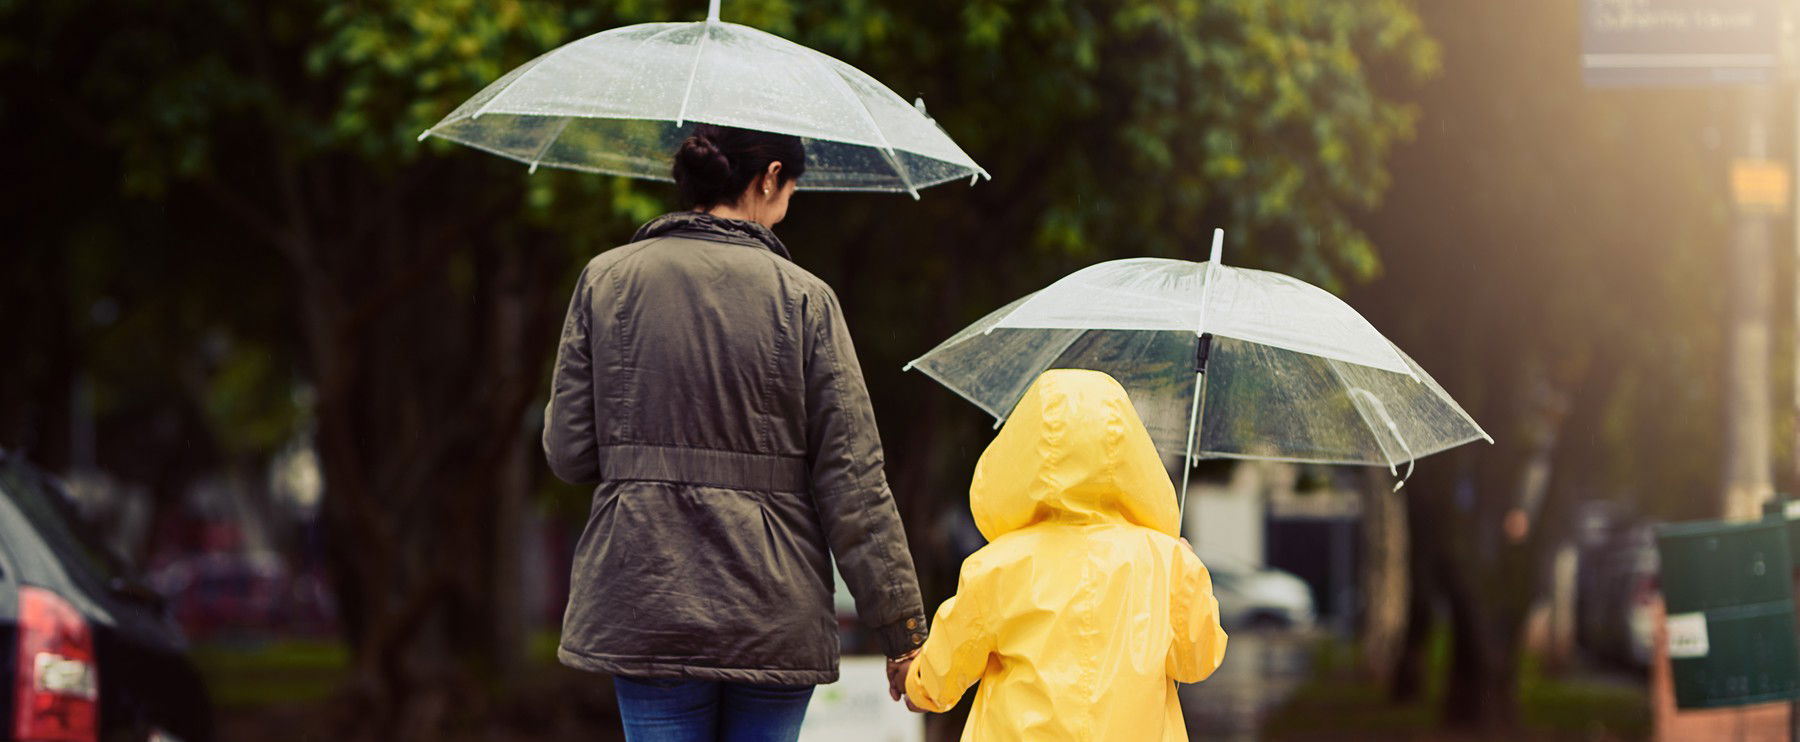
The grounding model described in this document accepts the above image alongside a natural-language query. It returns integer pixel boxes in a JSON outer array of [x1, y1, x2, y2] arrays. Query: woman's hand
[[886, 648, 921, 704]]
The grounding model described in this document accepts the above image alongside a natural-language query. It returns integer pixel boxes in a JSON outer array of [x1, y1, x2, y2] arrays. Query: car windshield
[[0, 458, 127, 584]]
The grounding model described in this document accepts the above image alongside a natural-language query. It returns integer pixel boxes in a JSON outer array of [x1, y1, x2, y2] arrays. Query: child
[[903, 369, 1228, 741]]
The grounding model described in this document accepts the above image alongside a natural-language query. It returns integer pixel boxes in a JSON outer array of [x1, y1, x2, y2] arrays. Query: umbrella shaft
[[1178, 334, 1214, 526], [1178, 367, 1211, 527]]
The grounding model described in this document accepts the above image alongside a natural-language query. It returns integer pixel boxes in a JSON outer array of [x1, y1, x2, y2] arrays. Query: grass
[[1265, 631, 1650, 741], [191, 639, 350, 709], [195, 632, 630, 742], [1519, 654, 1649, 739]]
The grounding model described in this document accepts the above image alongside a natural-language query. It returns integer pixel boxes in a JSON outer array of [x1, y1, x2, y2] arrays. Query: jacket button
[[911, 633, 925, 645], [906, 618, 919, 630]]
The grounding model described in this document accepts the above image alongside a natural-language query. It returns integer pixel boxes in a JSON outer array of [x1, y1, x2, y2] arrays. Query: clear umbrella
[[905, 230, 1491, 512], [418, 0, 989, 198]]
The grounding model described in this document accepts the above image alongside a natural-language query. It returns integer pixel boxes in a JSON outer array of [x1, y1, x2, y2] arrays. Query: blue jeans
[[613, 676, 815, 742]]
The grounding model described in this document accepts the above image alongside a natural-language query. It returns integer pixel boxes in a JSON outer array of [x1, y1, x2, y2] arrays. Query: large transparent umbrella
[[905, 231, 1491, 513], [418, 0, 989, 198]]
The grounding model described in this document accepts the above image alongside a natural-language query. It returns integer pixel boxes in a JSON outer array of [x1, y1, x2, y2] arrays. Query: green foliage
[[924, 0, 1436, 285], [4, 0, 1435, 472], [191, 640, 349, 709], [1268, 632, 1650, 740]]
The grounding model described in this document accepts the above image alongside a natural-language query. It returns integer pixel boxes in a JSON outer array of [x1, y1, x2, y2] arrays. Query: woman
[[543, 124, 927, 742]]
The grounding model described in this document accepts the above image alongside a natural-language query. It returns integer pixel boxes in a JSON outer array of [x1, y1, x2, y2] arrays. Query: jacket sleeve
[[542, 265, 600, 485], [802, 288, 927, 657], [1168, 545, 1229, 683], [905, 559, 995, 713]]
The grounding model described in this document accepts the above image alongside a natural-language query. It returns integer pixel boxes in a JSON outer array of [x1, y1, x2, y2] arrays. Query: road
[[1182, 630, 1316, 741]]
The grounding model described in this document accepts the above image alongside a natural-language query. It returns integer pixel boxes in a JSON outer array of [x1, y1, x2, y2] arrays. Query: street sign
[[1582, 0, 1783, 88], [1655, 518, 1800, 709]]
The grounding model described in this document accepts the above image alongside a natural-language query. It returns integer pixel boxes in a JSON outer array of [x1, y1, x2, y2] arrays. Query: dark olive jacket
[[544, 212, 926, 685]]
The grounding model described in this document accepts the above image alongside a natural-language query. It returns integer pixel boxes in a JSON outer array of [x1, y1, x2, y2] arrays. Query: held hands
[[886, 647, 925, 712]]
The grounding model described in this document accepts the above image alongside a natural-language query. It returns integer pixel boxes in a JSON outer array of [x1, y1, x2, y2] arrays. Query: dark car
[[1575, 506, 1658, 671], [0, 450, 212, 742]]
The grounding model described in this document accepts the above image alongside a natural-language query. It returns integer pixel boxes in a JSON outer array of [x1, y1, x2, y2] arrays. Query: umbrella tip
[[416, 130, 431, 142], [1209, 228, 1224, 265]]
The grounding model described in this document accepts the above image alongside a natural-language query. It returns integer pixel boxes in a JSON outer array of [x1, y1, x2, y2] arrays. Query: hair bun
[[673, 132, 734, 203]]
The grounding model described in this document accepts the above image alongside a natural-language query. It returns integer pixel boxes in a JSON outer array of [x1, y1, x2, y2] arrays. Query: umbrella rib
[[987, 328, 1089, 424], [905, 359, 1010, 423], [674, 22, 715, 127], [525, 116, 576, 174], [803, 54, 919, 199], [1355, 389, 1417, 490], [1325, 361, 1405, 475], [464, 42, 578, 123], [905, 327, 1086, 426], [468, 23, 689, 125]]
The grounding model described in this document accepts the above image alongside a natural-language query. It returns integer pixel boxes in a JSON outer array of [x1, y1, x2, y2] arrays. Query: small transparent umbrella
[[905, 230, 1491, 513], [418, 0, 988, 198]]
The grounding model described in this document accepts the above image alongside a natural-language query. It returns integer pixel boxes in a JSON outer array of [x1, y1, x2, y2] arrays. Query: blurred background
[[2, 0, 1786, 740]]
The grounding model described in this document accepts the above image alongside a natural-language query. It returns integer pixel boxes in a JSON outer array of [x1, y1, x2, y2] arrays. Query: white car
[[1201, 555, 1317, 631]]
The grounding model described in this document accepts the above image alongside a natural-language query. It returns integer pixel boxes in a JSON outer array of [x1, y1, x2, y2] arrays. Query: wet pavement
[[1182, 630, 1317, 741]]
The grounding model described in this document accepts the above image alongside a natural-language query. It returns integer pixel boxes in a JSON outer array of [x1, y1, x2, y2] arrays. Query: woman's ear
[[763, 161, 783, 194]]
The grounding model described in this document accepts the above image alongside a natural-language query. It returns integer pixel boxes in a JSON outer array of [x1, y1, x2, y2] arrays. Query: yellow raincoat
[[905, 369, 1228, 741]]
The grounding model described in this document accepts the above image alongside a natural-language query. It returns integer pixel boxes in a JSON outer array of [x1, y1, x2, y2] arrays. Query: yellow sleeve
[[905, 560, 995, 712], [1168, 547, 1228, 683]]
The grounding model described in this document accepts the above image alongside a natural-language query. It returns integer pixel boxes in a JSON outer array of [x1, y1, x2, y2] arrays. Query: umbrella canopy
[[906, 231, 1490, 503], [418, 0, 988, 198]]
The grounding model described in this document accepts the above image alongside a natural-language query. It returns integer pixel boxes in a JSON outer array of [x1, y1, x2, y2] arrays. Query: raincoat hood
[[971, 369, 1179, 541], [631, 211, 792, 260]]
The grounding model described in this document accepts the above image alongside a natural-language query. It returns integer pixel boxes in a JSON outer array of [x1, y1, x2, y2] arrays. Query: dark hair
[[672, 124, 807, 208]]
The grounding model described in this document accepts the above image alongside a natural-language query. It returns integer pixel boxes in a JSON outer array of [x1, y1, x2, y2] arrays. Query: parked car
[[1576, 520, 1659, 670], [0, 449, 213, 742], [147, 553, 336, 641], [1199, 554, 1317, 632]]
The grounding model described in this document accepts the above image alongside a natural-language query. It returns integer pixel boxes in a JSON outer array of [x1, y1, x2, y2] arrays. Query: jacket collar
[[632, 211, 792, 261]]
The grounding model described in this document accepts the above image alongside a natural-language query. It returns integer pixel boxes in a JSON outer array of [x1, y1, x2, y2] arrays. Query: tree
[[1357, 0, 1730, 728]]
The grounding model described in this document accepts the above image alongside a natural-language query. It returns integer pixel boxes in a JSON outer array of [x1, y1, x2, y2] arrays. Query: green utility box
[[1654, 517, 1800, 709]]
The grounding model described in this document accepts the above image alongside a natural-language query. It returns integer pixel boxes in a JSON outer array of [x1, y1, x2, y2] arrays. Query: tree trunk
[[1388, 563, 1434, 705], [1443, 578, 1521, 731], [1357, 468, 1409, 687], [271, 175, 563, 739], [1434, 355, 1616, 731]]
